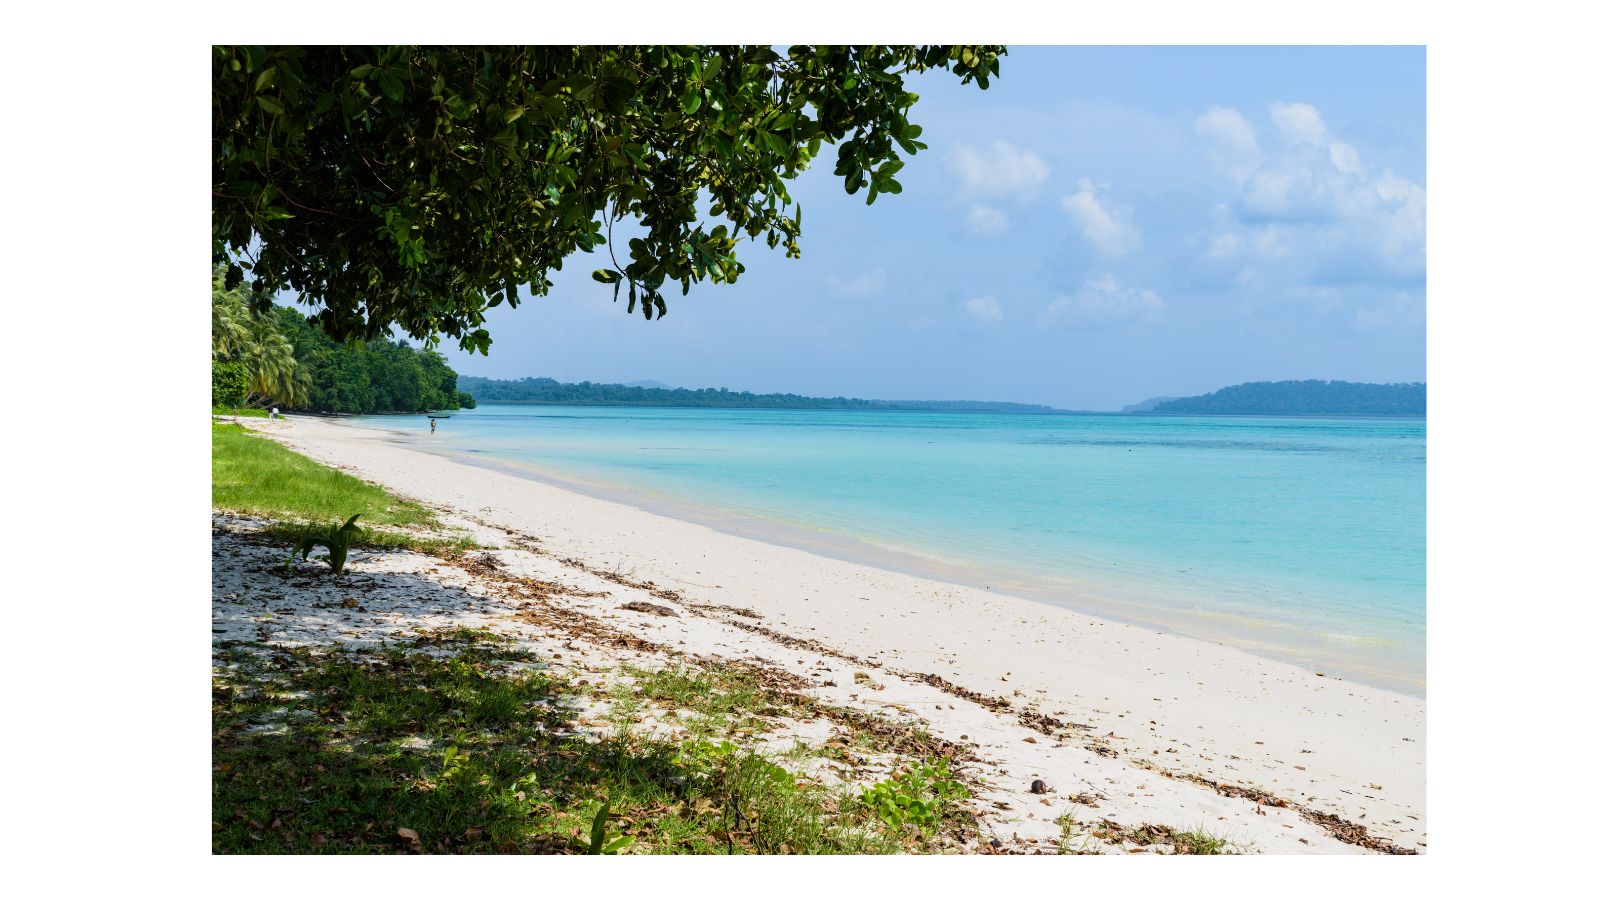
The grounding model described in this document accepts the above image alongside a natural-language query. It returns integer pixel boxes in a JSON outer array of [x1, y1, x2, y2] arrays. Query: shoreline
[[348, 415, 1423, 695], [255, 414, 1426, 851]]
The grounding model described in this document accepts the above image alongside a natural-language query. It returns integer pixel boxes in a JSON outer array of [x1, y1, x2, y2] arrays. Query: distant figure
[[270, 407, 279, 420], [430, 418, 437, 433]]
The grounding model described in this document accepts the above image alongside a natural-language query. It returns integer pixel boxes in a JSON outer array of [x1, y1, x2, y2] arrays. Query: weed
[[580, 802, 636, 854], [285, 514, 362, 576], [859, 758, 968, 833]]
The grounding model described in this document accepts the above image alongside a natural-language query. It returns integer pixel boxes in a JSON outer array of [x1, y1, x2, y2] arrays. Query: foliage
[[212, 360, 249, 408], [285, 513, 362, 576], [457, 391, 476, 409], [266, 305, 464, 414], [213, 633, 898, 854], [257, 520, 478, 556], [457, 375, 1059, 412], [213, 45, 1005, 351], [1148, 380, 1426, 417], [213, 266, 311, 407], [858, 759, 967, 833], [212, 422, 438, 527]]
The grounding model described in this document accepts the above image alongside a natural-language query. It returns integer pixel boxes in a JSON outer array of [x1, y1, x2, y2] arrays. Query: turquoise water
[[350, 405, 1425, 691]]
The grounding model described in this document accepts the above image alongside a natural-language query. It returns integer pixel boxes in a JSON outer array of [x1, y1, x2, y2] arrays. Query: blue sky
[[445, 46, 1425, 411]]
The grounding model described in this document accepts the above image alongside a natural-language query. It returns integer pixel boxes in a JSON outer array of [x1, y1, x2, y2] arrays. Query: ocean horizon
[[347, 404, 1425, 693]]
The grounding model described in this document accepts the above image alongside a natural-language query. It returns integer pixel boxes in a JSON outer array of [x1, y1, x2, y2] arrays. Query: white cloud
[[1206, 232, 1241, 259], [1061, 178, 1139, 256], [1268, 101, 1328, 145], [825, 268, 887, 298], [1195, 106, 1263, 183], [1041, 275, 1164, 327], [945, 140, 1050, 200], [963, 204, 1009, 235], [1195, 101, 1425, 287], [964, 296, 1004, 322]]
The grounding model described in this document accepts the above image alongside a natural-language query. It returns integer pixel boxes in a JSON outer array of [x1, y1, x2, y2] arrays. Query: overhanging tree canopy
[[213, 45, 1005, 353]]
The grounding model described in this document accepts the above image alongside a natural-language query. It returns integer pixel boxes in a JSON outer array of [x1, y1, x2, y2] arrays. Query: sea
[[346, 404, 1425, 693]]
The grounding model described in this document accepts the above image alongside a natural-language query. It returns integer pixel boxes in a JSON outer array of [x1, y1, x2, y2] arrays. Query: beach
[[222, 414, 1425, 853]]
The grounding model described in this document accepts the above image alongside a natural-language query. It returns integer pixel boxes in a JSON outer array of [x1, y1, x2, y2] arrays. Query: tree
[[213, 45, 1005, 353], [212, 266, 310, 407]]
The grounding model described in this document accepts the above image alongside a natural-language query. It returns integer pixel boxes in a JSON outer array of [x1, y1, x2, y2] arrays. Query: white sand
[[241, 415, 1425, 853]]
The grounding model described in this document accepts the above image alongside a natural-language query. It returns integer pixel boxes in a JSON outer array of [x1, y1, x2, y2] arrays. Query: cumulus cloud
[[964, 204, 1009, 235], [945, 140, 1050, 200], [1195, 106, 1263, 183], [1041, 275, 1164, 327], [825, 268, 887, 298], [1061, 178, 1140, 256], [964, 295, 1004, 322], [1194, 101, 1425, 289]]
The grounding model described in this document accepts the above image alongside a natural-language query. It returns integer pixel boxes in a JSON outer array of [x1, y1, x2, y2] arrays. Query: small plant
[[581, 801, 635, 855], [859, 758, 968, 833], [284, 513, 362, 576]]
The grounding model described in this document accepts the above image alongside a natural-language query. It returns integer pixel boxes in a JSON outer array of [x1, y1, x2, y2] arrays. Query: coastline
[[350, 413, 1424, 695], [253, 414, 1426, 852]]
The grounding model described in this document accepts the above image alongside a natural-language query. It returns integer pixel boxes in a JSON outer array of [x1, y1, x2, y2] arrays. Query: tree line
[[213, 267, 473, 414], [455, 376, 1056, 413], [1149, 380, 1426, 417]]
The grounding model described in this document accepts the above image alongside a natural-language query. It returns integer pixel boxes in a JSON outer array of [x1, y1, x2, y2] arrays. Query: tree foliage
[[268, 307, 467, 414], [213, 267, 311, 407], [212, 360, 249, 408], [213, 45, 1005, 353]]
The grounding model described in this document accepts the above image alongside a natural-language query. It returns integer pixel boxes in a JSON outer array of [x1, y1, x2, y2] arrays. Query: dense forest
[[456, 376, 1058, 413], [1147, 381, 1426, 417], [268, 307, 475, 414], [213, 264, 473, 414]]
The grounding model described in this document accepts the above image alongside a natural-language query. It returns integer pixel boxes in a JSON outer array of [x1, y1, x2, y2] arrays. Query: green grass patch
[[212, 423, 436, 527], [621, 665, 783, 737], [213, 630, 905, 854], [213, 406, 269, 418]]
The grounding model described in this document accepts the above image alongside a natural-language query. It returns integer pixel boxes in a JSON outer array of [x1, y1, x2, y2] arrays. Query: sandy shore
[[236, 415, 1425, 853]]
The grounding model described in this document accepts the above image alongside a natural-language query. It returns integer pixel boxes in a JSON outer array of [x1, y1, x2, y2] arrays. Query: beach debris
[[1030, 779, 1051, 794], [619, 601, 678, 617]]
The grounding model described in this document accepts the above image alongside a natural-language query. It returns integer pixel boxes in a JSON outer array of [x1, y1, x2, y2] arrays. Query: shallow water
[[349, 405, 1425, 691]]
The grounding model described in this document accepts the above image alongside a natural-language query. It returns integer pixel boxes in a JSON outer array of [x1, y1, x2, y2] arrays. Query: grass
[[213, 406, 269, 418], [620, 664, 781, 737], [212, 422, 437, 527], [213, 630, 905, 854], [257, 520, 479, 557], [1169, 828, 1232, 855], [1128, 823, 1234, 855]]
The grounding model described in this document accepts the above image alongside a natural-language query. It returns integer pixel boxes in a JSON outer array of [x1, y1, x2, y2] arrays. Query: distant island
[[1139, 380, 1426, 417], [455, 376, 1060, 413]]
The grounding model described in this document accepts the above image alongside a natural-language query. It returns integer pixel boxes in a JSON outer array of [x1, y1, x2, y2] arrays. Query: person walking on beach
[[270, 407, 279, 420], [430, 418, 437, 433]]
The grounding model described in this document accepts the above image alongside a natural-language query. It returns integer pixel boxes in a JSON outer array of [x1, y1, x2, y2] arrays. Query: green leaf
[[591, 269, 621, 284], [256, 95, 285, 115]]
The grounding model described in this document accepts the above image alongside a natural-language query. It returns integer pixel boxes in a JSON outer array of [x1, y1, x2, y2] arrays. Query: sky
[[443, 46, 1426, 411]]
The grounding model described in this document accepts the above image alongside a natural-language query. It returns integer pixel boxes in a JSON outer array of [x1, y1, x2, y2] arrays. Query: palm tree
[[213, 265, 309, 408], [211, 269, 252, 361]]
